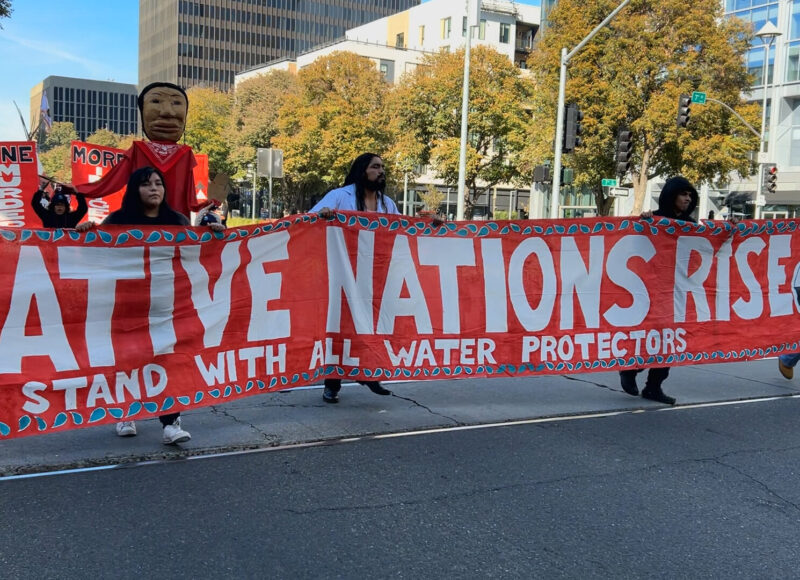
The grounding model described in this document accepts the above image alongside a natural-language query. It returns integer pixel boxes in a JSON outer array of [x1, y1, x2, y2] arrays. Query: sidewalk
[[1, 358, 797, 476]]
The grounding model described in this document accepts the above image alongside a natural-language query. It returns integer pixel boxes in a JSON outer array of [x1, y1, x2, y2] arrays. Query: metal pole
[[403, 173, 409, 215], [456, 0, 475, 220], [755, 39, 773, 220], [268, 149, 274, 219], [550, 48, 568, 219], [550, 0, 631, 220], [251, 167, 257, 220]]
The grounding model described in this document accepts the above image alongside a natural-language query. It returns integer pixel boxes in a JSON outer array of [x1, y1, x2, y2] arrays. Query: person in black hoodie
[[619, 175, 698, 405], [31, 179, 87, 229], [78, 166, 222, 444]]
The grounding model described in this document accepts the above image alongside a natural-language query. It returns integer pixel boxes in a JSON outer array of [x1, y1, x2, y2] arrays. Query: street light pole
[[456, 0, 478, 220], [550, 0, 631, 219], [754, 22, 781, 220]]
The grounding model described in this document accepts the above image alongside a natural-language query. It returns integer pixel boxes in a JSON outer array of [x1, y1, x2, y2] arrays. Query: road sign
[[601, 178, 618, 187], [257, 148, 284, 178], [608, 187, 630, 198], [691, 91, 707, 105]]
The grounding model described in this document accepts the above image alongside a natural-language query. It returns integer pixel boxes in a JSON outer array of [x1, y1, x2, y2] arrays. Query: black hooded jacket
[[102, 181, 189, 227], [31, 190, 88, 229], [654, 176, 698, 223]]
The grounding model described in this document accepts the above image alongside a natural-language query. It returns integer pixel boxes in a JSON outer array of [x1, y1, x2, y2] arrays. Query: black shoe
[[322, 386, 339, 403], [363, 381, 392, 396], [641, 386, 675, 405], [620, 373, 638, 396]]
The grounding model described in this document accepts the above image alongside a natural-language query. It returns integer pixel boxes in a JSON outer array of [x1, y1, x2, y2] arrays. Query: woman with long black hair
[[78, 166, 222, 443]]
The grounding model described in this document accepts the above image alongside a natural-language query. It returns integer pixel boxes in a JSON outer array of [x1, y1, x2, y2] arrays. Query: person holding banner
[[31, 178, 87, 229], [310, 152, 399, 404], [78, 166, 222, 443], [619, 176, 699, 405]]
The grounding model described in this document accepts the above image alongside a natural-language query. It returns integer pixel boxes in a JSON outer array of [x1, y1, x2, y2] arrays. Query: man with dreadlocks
[[310, 153, 400, 404]]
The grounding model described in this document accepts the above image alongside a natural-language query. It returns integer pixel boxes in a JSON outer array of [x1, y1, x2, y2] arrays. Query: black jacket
[[654, 176, 698, 223], [102, 185, 189, 227], [31, 190, 88, 229]]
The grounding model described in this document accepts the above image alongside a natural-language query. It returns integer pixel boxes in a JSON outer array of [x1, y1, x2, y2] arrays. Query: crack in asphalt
[[389, 393, 463, 426], [210, 405, 279, 444]]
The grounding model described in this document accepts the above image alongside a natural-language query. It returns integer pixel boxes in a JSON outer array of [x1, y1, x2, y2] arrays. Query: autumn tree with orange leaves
[[526, 0, 760, 214]]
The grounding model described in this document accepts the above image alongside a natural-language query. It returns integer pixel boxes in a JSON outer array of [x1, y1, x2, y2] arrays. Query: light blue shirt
[[310, 183, 400, 215]]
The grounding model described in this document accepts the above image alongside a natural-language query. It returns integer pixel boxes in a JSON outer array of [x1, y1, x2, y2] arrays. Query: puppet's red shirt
[[75, 140, 203, 217]]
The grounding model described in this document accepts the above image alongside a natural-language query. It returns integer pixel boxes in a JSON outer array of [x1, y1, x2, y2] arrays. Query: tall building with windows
[[723, 0, 800, 217], [139, 0, 421, 91], [237, 0, 539, 84], [30, 76, 139, 141]]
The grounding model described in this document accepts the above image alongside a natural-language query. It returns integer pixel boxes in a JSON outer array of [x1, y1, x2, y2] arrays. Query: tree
[[85, 128, 138, 150], [230, 70, 299, 175], [273, 52, 395, 211], [390, 46, 532, 217], [527, 0, 760, 215], [184, 86, 234, 177], [38, 122, 78, 182], [0, 1, 11, 26]]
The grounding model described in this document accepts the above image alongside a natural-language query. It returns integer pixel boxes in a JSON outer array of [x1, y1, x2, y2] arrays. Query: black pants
[[159, 413, 180, 426], [324, 379, 380, 393], [619, 367, 670, 389]]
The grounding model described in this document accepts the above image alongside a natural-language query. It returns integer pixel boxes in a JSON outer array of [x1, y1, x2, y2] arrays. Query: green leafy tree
[[527, 0, 760, 215], [184, 86, 234, 177], [0, 0, 11, 26], [230, 70, 299, 175], [273, 51, 395, 211], [390, 46, 532, 217], [85, 128, 138, 150], [38, 122, 78, 181]]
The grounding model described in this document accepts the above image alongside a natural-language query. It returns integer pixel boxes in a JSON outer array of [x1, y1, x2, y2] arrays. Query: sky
[[0, 0, 540, 141]]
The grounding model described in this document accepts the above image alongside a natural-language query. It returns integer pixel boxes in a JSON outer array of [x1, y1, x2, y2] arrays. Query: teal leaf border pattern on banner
[[1, 216, 799, 437], [3, 341, 796, 438]]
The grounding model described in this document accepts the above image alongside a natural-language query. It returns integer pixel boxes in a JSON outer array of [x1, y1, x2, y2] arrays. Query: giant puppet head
[[137, 82, 188, 143]]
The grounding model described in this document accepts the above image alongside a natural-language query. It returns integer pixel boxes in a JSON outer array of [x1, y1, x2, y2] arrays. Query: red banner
[[70, 141, 209, 222], [0, 142, 39, 228], [1, 213, 799, 439]]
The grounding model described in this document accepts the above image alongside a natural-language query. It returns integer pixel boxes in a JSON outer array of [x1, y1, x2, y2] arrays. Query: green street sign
[[691, 91, 707, 104], [601, 178, 618, 187]]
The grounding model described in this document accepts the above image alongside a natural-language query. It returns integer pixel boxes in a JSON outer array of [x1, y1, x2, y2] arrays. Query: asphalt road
[[3, 396, 800, 578]]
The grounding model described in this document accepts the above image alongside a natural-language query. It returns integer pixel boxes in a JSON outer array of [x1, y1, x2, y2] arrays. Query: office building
[[723, 0, 800, 217], [139, 0, 421, 92], [30, 76, 139, 141]]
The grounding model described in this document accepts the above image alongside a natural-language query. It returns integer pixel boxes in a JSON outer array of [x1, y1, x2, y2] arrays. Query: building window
[[500, 22, 510, 44], [379, 59, 395, 82], [419, 25, 425, 45], [789, 100, 800, 165], [441, 17, 451, 39], [396, 32, 404, 48], [479, 19, 486, 40], [462, 16, 467, 37]]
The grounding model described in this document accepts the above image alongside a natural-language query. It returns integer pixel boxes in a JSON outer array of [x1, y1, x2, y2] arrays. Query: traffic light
[[676, 94, 691, 128], [764, 164, 778, 194], [563, 103, 584, 152], [615, 128, 632, 176]]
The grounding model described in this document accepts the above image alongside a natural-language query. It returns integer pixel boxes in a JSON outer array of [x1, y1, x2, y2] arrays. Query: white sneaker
[[162, 417, 191, 445], [116, 421, 137, 437]]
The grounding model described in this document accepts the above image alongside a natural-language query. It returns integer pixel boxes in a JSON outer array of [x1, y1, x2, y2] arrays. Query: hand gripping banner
[[1, 212, 800, 439]]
